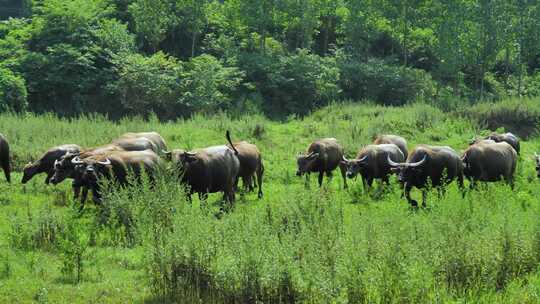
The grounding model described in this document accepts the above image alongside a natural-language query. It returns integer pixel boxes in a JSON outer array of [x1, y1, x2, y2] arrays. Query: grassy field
[[1, 101, 540, 303]]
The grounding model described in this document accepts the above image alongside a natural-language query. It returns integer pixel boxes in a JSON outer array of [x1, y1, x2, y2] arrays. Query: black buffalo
[[296, 138, 347, 188], [343, 144, 405, 191], [388, 145, 464, 207], [0, 133, 10, 183], [70, 149, 160, 209], [462, 141, 517, 188], [170, 131, 240, 204], [22, 144, 81, 184]]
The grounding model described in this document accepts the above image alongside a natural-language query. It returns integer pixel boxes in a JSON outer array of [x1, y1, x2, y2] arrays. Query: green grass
[[1, 100, 540, 303]]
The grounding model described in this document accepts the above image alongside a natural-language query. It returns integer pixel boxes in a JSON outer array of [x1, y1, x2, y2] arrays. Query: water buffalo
[[0, 134, 10, 183], [70, 149, 160, 209], [462, 141, 517, 188], [227, 135, 264, 198], [388, 145, 464, 207], [50, 146, 122, 185], [485, 132, 520, 155], [115, 132, 167, 152], [296, 138, 347, 188], [111, 137, 158, 153], [50, 137, 156, 185], [22, 144, 81, 184], [374, 134, 408, 158], [343, 144, 405, 191], [171, 131, 240, 204]]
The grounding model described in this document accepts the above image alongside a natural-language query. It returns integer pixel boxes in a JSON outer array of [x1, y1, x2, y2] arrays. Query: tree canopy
[[0, 0, 539, 119]]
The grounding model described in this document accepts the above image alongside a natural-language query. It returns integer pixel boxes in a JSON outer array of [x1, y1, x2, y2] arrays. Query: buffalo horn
[[98, 158, 111, 166], [357, 155, 368, 163], [387, 154, 401, 167], [408, 155, 427, 168]]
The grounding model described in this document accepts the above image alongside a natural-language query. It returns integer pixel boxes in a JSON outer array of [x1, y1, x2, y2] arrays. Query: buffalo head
[[296, 152, 319, 176], [387, 155, 427, 183], [344, 155, 368, 179], [74, 157, 112, 188], [50, 152, 80, 185], [21, 162, 37, 184]]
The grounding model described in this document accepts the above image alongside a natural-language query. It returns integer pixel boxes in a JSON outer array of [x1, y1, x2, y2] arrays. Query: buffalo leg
[[339, 162, 348, 189], [366, 178, 374, 193], [45, 172, 53, 185], [404, 183, 417, 207], [256, 163, 264, 199], [80, 187, 88, 205], [318, 171, 324, 187], [304, 174, 311, 188], [1, 158, 9, 183], [361, 176, 367, 193], [73, 186, 81, 199]]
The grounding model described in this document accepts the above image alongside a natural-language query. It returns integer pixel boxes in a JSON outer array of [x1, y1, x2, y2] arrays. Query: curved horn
[[71, 156, 84, 165], [357, 154, 368, 163], [185, 151, 197, 157], [408, 155, 427, 168], [162, 150, 170, 155], [387, 154, 401, 167], [97, 158, 111, 166]]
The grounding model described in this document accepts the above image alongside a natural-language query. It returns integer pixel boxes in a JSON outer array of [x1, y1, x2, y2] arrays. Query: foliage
[[241, 49, 340, 116], [179, 54, 244, 114], [112, 51, 182, 118], [0, 67, 27, 112], [338, 55, 436, 106], [0, 0, 538, 119], [458, 98, 540, 139]]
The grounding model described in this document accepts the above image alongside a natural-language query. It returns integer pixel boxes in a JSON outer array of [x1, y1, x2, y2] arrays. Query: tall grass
[[1, 98, 540, 302]]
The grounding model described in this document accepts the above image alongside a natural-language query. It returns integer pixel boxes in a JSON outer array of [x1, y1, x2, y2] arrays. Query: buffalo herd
[[0, 129, 532, 210]]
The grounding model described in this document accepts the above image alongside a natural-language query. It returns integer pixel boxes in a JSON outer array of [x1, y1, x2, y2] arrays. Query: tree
[[129, 0, 172, 52], [0, 67, 27, 112]]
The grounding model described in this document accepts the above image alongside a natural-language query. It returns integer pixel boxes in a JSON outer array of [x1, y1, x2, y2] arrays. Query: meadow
[[1, 100, 540, 303]]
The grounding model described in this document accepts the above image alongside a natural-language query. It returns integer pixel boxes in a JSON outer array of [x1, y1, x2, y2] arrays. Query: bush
[[179, 54, 244, 114], [240, 49, 340, 117], [0, 67, 27, 112], [112, 52, 183, 118], [458, 98, 540, 138], [338, 55, 436, 106]]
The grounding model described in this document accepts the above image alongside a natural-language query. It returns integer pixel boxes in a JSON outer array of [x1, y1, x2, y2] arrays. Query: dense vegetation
[[0, 0, 539, 119], [0, 99, 540, 303]]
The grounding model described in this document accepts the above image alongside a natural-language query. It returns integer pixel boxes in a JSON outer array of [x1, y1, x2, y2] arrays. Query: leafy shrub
[[458, 98, 540, 138], [0, 67, 27, 112], [9, 204, 65, 251], [179, 54, 244, 114], [338, 55, 436, 106], [112, 52, 182, 118], [240, 49, 340, 117]]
